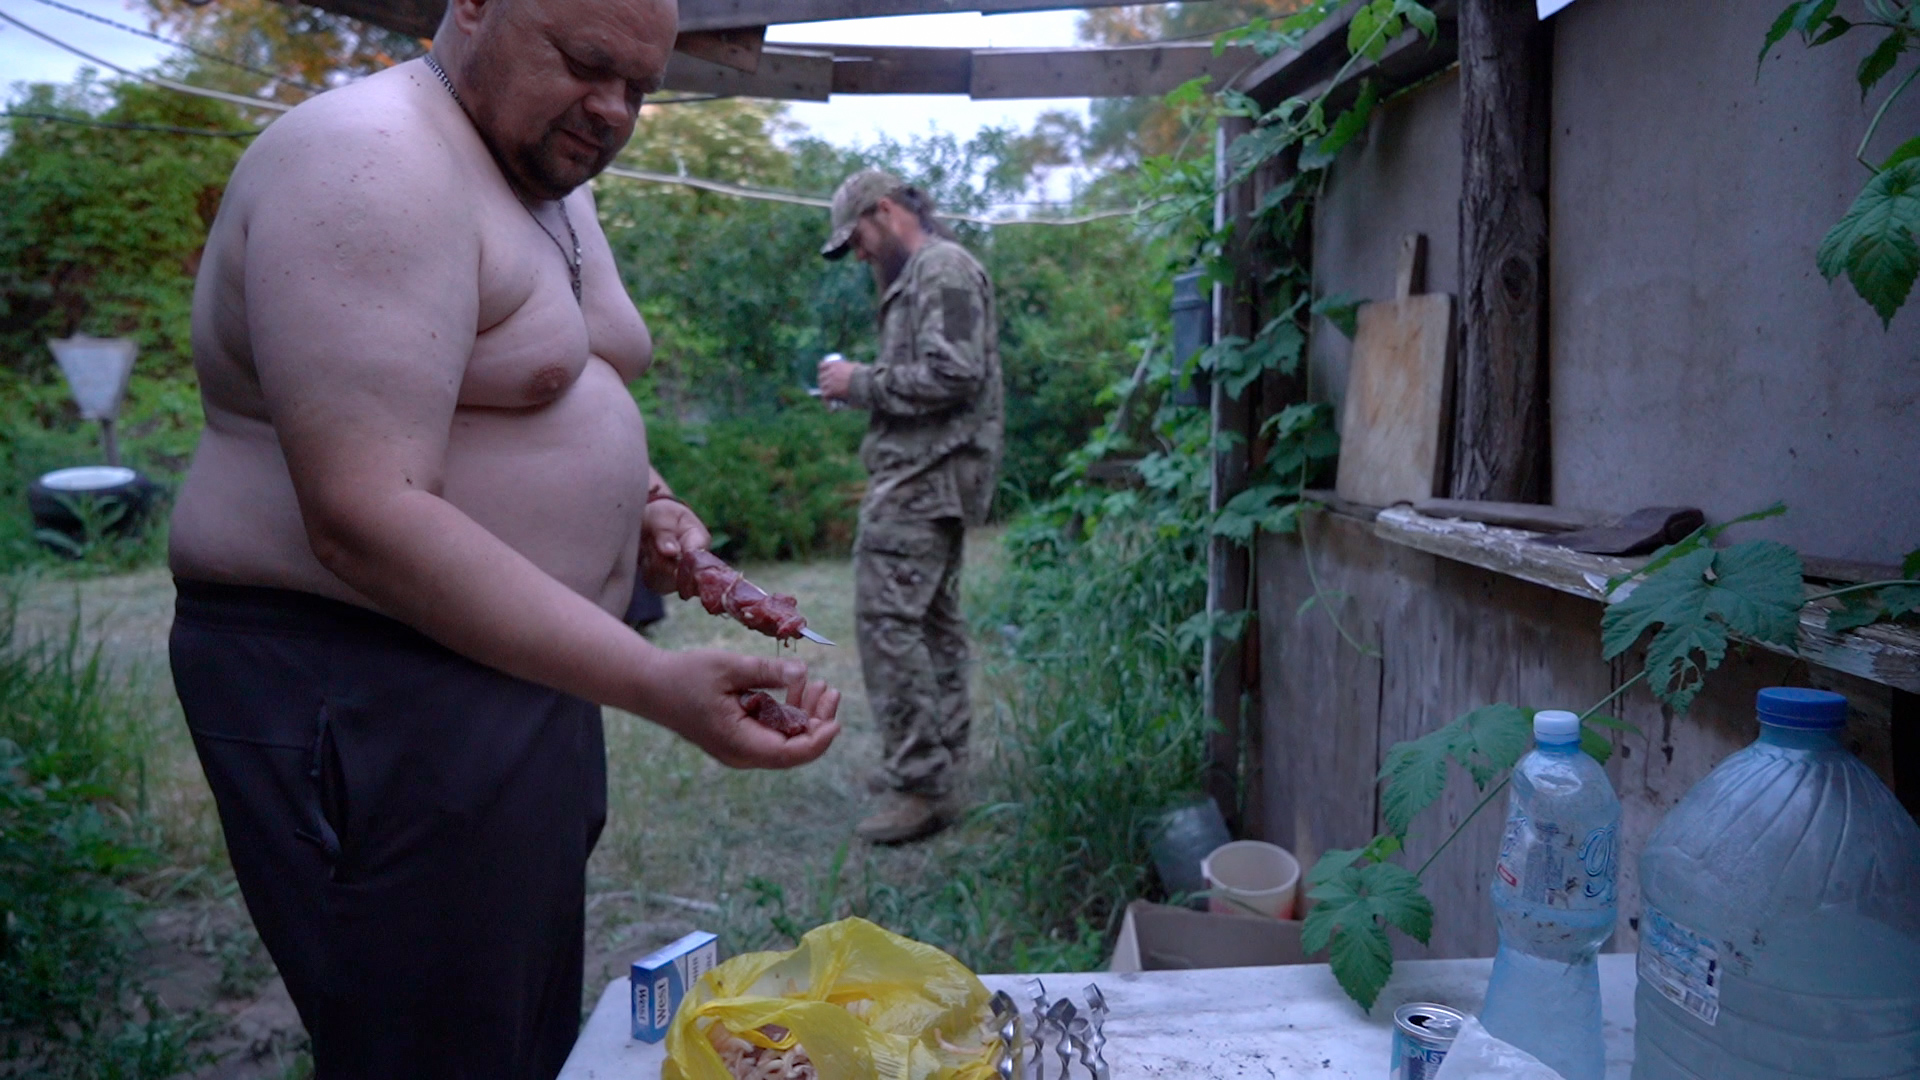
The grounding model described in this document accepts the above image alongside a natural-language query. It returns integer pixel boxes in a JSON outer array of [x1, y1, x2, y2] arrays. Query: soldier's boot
[[855, 791, 947, 844]]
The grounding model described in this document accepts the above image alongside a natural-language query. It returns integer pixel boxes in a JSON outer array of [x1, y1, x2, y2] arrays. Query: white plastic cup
[[1201, 840, 1300, 920]]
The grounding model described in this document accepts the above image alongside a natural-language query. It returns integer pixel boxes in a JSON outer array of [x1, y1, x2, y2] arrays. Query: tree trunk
[[1453, 0, 1552, 502]]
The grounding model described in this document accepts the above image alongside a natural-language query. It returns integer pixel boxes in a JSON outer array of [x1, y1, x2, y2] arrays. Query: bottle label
[[1495, 809, 1618, 908], [1638, 906, 1720, 1026]]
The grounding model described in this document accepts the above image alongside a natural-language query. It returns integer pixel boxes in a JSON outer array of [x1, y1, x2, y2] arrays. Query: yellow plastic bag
[[663, 918, 1000, 1080]]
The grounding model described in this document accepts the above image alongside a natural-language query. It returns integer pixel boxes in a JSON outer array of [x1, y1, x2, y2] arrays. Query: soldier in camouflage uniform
[[817, 169, 1003, 844]]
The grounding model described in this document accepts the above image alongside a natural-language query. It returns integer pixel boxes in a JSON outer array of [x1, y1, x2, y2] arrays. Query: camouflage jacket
[[846, 238, 1004, 526]]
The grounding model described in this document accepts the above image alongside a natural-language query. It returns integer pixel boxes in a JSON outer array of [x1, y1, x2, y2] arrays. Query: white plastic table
[[560, 952, 1638, 1079]]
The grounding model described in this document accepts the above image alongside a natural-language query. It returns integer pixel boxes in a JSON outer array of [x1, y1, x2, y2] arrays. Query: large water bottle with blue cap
[[1632, 687, 1920, 1079], [1479, 708, 1621, 1080]]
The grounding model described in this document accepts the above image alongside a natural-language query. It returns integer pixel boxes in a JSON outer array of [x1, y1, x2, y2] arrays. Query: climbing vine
[[1134, 0, 1920, 1010], [1763, 0, 1920, 326]]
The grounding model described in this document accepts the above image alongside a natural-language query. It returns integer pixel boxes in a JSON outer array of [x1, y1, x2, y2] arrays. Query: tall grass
[[0, 596, 208, 1078], [714, 422, 1217, 975]]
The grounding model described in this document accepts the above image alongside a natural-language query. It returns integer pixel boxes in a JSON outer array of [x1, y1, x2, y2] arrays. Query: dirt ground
[[12, 537, 1002, 1078]]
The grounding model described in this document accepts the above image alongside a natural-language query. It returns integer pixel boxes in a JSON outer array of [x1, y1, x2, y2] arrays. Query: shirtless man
[[166, 0, 840, 1074]]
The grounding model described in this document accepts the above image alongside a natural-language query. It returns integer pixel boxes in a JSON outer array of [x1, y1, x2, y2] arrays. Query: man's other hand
[[817, 357, 858, 401], [647, 651, 841, 768], [640, 497, 711, 592]]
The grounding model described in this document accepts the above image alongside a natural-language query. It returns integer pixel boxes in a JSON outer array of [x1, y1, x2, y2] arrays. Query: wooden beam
[[1205, 113, 1259, 832], [662, 46, 834, 101], [674, 27, 767, 74], [970, 42, 1256, 100], [302, 0, 441, 38], [819, 45, 973, 95], [677, 0, 1203, 34], [1451, 0, 1551, 501]]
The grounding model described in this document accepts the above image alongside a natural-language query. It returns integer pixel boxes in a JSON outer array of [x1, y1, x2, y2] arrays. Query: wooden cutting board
[[1334, 233, 1456, 508]]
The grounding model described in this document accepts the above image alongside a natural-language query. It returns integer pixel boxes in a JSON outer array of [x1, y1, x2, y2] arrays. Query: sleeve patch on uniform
[[941, 287, 976, 342]]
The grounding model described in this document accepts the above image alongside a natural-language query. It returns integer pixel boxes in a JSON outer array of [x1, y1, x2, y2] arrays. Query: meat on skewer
[[659, 548, 815, 642], [741, 691, 812, 737]]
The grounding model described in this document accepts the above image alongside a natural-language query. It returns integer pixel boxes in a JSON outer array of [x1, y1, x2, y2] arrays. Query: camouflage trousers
[[854, 517, 970, 798]]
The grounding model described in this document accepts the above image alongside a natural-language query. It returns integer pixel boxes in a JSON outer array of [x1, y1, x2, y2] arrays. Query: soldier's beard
[[869, 229, 912, 292]]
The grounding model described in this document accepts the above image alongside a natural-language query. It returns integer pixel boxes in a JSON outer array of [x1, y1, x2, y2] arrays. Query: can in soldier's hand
[[1391, 1002, 1464, 1080]]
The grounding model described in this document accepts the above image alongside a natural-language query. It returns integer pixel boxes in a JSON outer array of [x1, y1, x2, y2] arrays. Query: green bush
[[0, 604, 207, 1077], [644, 388, 868, 562]]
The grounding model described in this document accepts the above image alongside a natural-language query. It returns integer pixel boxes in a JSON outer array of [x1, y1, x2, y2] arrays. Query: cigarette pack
[[630, 930, 719, 1043]]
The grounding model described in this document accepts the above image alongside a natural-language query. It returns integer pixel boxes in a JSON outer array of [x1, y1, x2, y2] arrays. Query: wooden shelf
[[1367, 507, 1920, 694]]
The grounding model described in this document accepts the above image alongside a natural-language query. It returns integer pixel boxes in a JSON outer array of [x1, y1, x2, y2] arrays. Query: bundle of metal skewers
[[988, 979, 1110, 1079]]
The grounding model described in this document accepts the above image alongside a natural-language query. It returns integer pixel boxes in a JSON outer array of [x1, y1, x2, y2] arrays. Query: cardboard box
[[1108, 900, 1310, 972], [630, 931, 719, 1043]]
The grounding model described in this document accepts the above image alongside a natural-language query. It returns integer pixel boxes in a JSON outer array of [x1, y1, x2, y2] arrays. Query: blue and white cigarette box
[[630, 930, 719, 1043]]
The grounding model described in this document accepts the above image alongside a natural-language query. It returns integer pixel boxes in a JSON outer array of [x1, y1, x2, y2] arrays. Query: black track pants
[[170, 579, 607, 1080]]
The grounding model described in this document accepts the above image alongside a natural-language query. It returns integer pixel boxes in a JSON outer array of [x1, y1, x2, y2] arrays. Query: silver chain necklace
[[423, 52, 583, 304]]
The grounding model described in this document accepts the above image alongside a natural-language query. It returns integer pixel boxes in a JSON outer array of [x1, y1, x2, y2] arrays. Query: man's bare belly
[[169, 358, 648, 616]]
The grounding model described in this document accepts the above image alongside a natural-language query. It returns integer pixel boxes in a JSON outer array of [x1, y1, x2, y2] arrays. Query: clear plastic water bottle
[[1480, 709, 1620, 1080], [1632, 687, 1920, 1080]]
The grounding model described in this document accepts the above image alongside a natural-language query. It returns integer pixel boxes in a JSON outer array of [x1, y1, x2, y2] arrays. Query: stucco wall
[[1307, 5, 1918, 565], [1308, 69, 1462, 425], [1551, 1, 1920, 565]]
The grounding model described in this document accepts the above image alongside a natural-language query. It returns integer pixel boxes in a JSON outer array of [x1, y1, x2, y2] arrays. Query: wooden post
[[1206, 114, 1258, 831], [1452, 0, 1552, 502]]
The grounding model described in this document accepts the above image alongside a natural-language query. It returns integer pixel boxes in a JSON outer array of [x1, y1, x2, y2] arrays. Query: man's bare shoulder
[[229, 66, 468, 218]]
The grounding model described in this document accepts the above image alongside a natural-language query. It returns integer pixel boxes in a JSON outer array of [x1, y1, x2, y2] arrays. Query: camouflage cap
[[821, 168, 903, 260]]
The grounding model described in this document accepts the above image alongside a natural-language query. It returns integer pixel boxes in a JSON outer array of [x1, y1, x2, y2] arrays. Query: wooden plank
[[1413, 498, 1609, 532], [299, 0, 441, 37], [970, 43, 1258, 100], [677, 0, 1200, 33], [1334, 233, 1457, 508], [1236, 0, 1459, 110], [674, 27, 767, 74], [661, 46, 834, 101], [1374, 507, 1920, 694], [1451, 0, 1551, 501], [1254, 515, 1388, 880], [1205, 114, 1258, 831], [815, 44, 972, 95]]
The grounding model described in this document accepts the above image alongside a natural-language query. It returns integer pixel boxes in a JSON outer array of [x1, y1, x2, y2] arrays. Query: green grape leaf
[[1885, 584, 1920, 620], [1452, 704, 1535, 788], [1818, 159, 1920, 327], [1885, 136, 1920, 173], [1304, 860, 1421, 1010], [1580, 723, 1614, 765], [1306, 846, 1366, 889], [1826, 594, 1886, 632], [1300, 80, 1381, 170], [1378, 731, 1451, 836], [1856, 31, 1906, 97], [1377, 704, 1529, 834], [1398, 0, 1437, 40], [1312, 291, 1365, 338], [1603, 542, 1807, 712], [1811, 15, 1853, 46], [1702, 541, 1806, 646], [1760, 1, 1811, 67], [1360, 860, 1434, 944], [1212, 485, 1302, 543], [1347, 0, 1400, 61], [1328, 921, 1396, 1010]]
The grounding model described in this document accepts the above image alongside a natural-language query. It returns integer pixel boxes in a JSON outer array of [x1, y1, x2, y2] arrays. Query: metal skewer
[[797, 626, 836, 646]]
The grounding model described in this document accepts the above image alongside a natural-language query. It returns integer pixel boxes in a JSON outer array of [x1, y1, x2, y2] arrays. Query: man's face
[[850, 203, 912, 292], [461, 0, 675, 201]]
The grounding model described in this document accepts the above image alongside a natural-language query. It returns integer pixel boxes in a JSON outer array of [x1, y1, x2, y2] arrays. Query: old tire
[[27, 466, 161, 549]]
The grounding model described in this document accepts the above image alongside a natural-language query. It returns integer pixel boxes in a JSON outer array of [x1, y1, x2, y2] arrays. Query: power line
[[1, 107, 261, 136], [20, 0, 325, 94], [2, 9, 1143, 227], [0, 8, 295, 114]]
